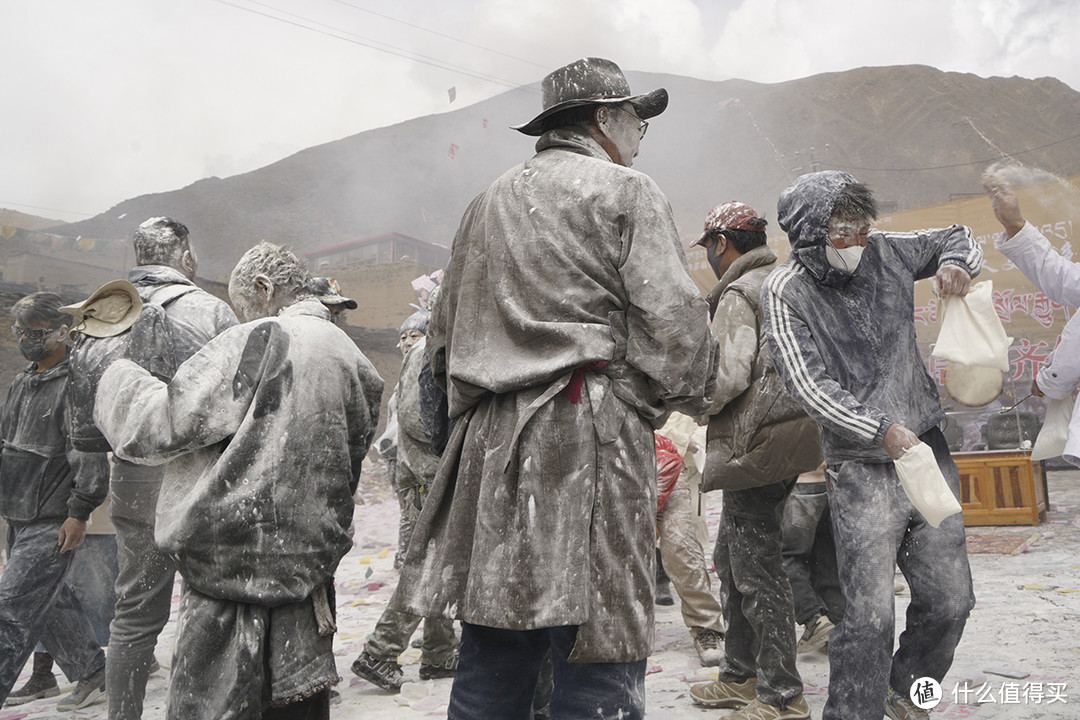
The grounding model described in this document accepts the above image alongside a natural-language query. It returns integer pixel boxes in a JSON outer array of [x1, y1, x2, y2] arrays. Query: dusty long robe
[[391, 128, 718, 663]]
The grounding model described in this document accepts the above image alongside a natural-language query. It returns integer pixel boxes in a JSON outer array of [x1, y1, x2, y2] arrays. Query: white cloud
[[1, 0, 1077, 223]]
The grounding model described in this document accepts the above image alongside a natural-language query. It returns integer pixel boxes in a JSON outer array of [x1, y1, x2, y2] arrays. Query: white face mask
[[825, 243, 864, 273]]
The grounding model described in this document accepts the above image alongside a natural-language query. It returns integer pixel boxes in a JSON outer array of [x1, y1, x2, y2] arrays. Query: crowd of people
[[0, 55, 1075, 720]]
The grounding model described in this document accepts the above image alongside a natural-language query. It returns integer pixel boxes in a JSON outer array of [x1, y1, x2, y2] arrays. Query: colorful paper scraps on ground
[[965, 532, 1040, 554]]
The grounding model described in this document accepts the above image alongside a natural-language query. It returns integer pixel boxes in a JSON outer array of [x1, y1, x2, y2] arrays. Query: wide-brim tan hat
[[512, 57, 668, 136], [60, 280, 143, 338]]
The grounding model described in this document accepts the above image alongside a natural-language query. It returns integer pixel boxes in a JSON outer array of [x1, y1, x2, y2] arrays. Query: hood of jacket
[[778, 170, 862, 288], [129, 264, 195, 290]]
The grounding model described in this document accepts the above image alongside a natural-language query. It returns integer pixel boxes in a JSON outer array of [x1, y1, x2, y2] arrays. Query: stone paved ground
[[3, 466, 1078, 719]]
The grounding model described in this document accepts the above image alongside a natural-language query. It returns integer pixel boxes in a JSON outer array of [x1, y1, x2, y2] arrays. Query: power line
[[822, 132, 1080, 173], [326, 0, 549, 70], [0, 200, 94, 219], [208, 0, 538, 93]]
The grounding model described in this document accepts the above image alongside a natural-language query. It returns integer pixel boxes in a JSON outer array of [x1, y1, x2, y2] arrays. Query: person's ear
[[54, 325, 70, 343], [254, 275, 275, 302], [181, 250, 197, 278], [594, 105, 610, 131]]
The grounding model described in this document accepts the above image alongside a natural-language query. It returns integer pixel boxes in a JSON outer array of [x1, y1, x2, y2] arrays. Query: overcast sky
[[3, 0, 1078, 223]]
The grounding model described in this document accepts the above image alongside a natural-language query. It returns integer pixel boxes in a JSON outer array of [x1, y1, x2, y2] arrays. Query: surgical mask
[[825, 244, 864, 273]]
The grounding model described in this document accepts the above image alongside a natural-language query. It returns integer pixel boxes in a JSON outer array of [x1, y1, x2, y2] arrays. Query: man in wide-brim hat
[[389, 57, 719, 719]]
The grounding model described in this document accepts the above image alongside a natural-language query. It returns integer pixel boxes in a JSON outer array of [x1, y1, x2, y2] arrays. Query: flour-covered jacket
[[764, 171, 982, 463], [703, 245, 822, 490], [129, 265, 239, 366], [0, 357, 108, 522], [93, 299, 384, 605], [395, 336, 440, 487], [995, 222, 1080, 465], [391, 128, 719, 663]]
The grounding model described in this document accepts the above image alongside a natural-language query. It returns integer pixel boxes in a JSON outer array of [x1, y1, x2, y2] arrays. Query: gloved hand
[[932, 264, 971, 298], [883, 423, 921, 461]]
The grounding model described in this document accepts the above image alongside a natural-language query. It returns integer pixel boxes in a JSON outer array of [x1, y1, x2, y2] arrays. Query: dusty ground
[[3, 466, 1078, 719]]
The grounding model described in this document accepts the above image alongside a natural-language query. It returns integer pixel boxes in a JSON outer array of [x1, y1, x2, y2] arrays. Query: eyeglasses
[[11, 325, 54, 340], [612, 105, 648, 138]]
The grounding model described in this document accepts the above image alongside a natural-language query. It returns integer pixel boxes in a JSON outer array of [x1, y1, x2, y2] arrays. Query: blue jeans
[[0, 520, 105, 703], [823, 427, 975, 720], [448, 623, 646, 720], [67, 534, 119, 647]]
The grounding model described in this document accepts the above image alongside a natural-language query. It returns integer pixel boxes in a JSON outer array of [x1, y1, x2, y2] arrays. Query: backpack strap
[[142, 283, 200, 308]]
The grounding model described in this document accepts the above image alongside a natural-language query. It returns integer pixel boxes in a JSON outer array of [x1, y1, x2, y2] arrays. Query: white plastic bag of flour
[[932, 281, 1013, 406], [895, 442, 962, 528], [1031, 396, 1075, 461], [933, 281, 1012, 371]]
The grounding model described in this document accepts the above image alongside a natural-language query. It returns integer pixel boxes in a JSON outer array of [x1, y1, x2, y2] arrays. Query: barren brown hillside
[[50, 64, 1080, 277]]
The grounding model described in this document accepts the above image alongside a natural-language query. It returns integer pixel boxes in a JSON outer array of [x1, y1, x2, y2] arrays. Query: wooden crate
[[953, 450, 1046, 526]]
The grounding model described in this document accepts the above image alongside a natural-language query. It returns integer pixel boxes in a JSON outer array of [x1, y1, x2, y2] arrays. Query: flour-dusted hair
[[11, 292, 72, 329], [132, 217, 191, 268], [229, 241, 313, 307], [831, 183, 879, 224]]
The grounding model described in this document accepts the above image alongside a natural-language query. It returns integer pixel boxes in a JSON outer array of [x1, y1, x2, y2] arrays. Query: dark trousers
[[0, 520, 105, 703], [781, 482, 845, 625], [712, 478, 803, 706], [262, 691, 330, 720], [108, 477, 178, 720], [447, 623, 646, 720], [822, 428, 975, 720]]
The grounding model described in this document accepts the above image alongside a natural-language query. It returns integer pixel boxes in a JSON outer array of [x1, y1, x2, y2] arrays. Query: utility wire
[[0, 200, 94, 219], [208, 0, 537, 93], [326, 0, 549, 70]]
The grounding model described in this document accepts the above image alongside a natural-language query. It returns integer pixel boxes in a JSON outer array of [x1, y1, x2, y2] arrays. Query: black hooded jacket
[[763, 171, 983, 463]]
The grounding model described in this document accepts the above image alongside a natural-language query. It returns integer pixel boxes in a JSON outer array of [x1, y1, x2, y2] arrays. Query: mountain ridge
[[49, 64, 1080, 277]]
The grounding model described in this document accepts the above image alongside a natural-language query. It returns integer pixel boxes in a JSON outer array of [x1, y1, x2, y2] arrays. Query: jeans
[[448, 623, 645, 720], [781, 482, 845, 625], [712, 477, 803, 707], [67, 533, 119, 647], [0, 519, 105, 703], [108, 470, 178, 720], [822, 428, 975, 720]]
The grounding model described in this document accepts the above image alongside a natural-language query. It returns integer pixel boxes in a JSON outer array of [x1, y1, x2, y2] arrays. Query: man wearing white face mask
[[763, 171, 981, 720]]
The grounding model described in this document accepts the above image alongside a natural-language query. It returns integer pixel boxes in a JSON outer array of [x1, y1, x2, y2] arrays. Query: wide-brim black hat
[[512, 57, 668, 136]]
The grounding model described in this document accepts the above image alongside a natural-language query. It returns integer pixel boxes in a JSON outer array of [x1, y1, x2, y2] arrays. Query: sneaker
[[56, 667, 106, 712], [351, 650, 404, 692], [418, 653, 458, 680], [4, 669, 60, 706], [797, 614, 834, 654], [689, 676, 758, 709], [329, 689, 342, 705], [692, 627, 724, 667], [723, 695, 811, 720], [886, 687, 931, 720]]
